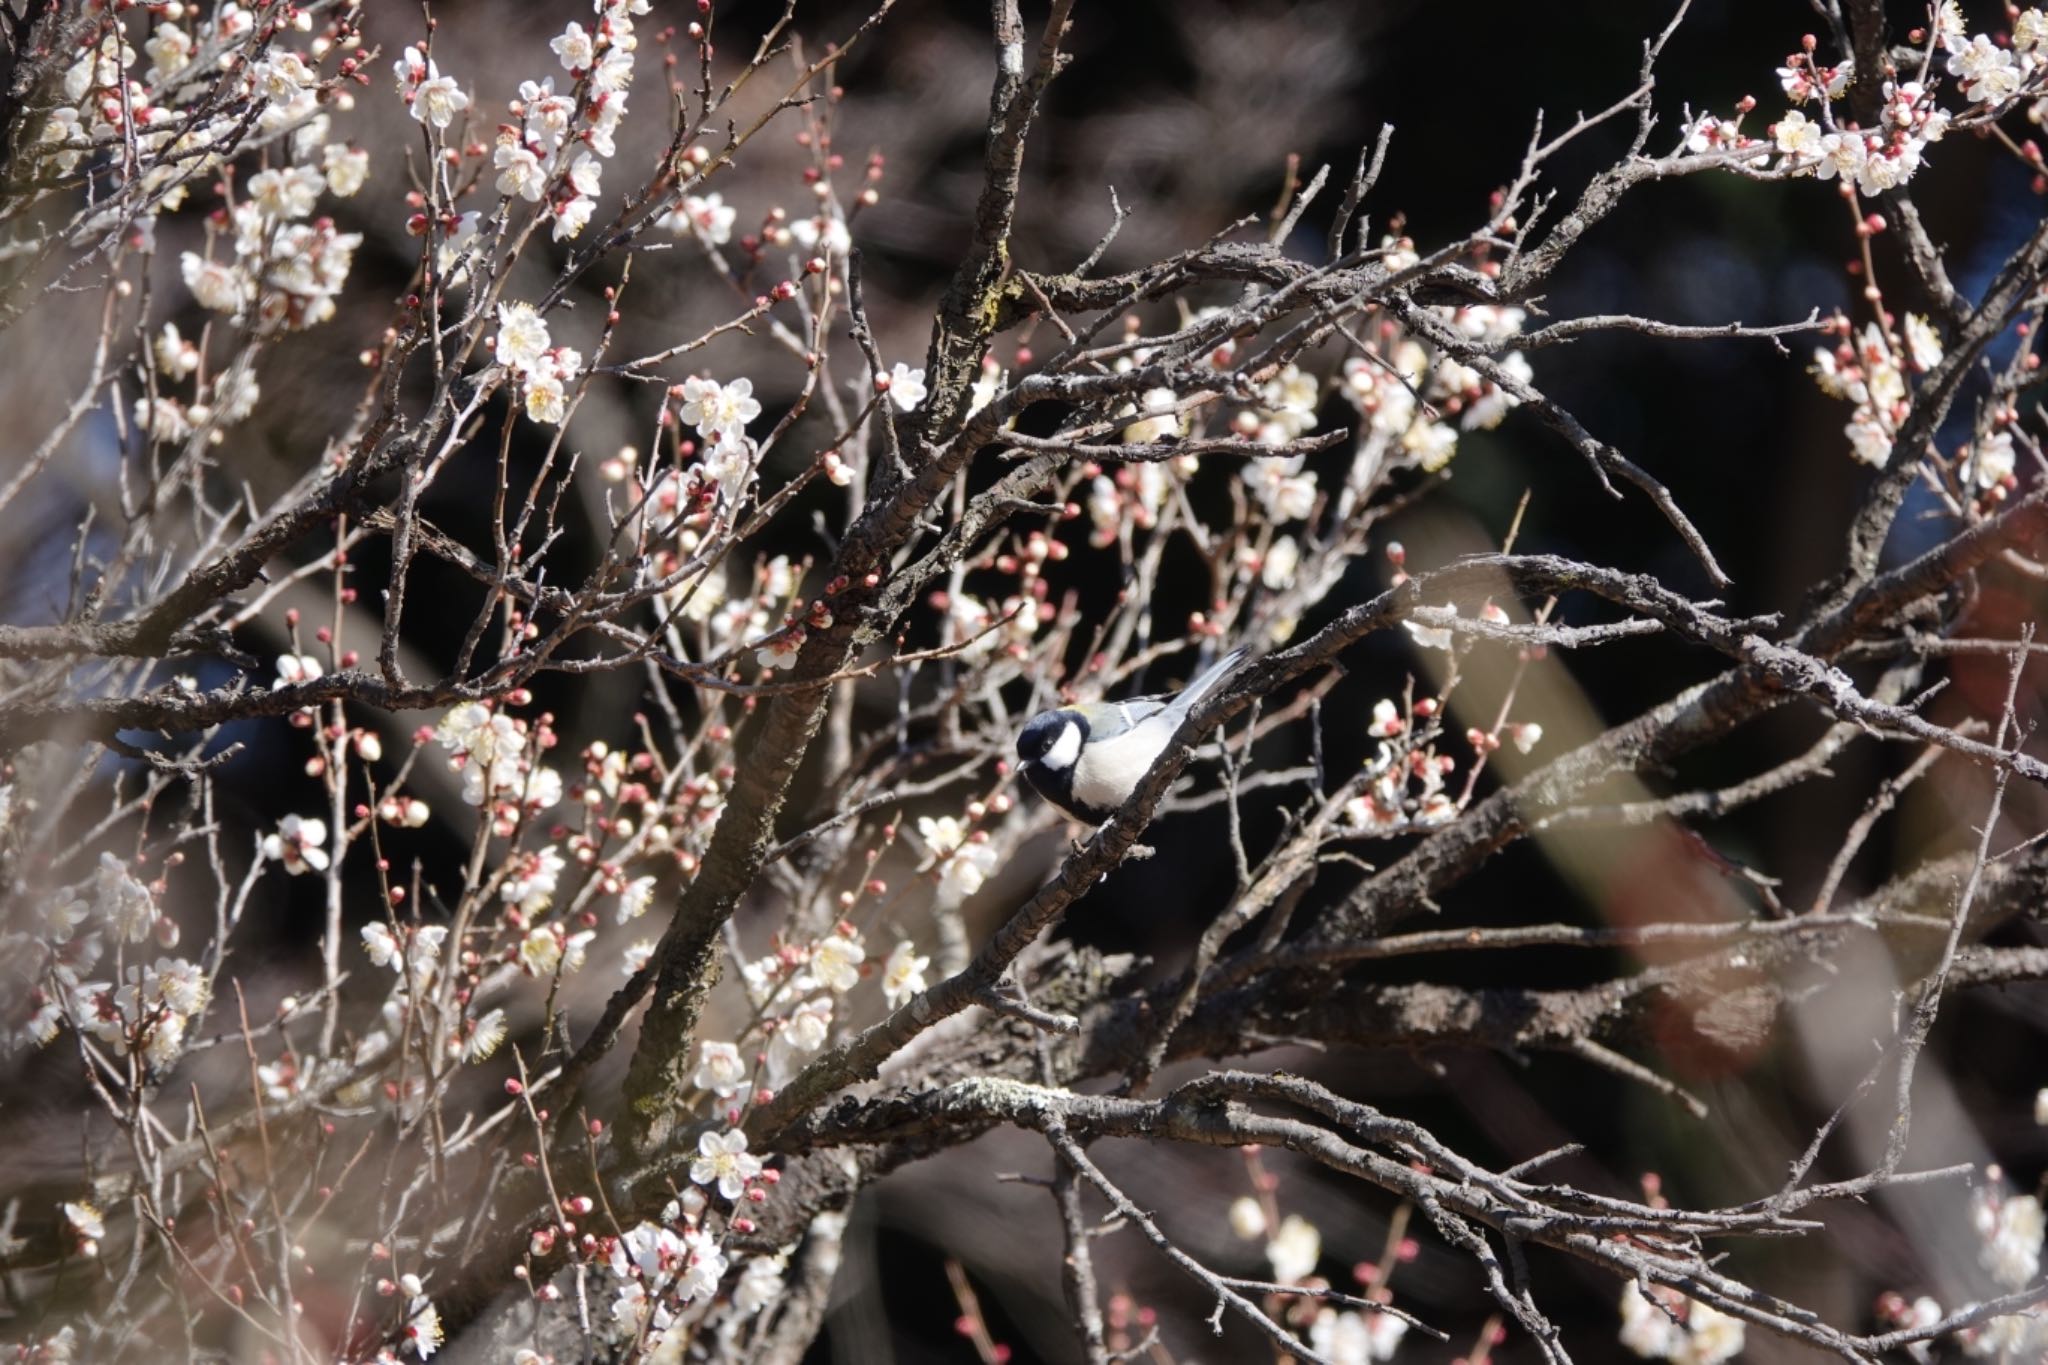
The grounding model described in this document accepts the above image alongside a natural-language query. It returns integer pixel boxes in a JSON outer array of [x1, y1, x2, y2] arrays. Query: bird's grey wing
[[1072, 698, 1167, 742], [1120, 647, 1250, 722], [1166, 646, 1248, 717]]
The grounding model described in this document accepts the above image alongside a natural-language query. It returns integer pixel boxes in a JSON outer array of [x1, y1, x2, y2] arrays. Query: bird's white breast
[[1069, 721, 1168, 814]]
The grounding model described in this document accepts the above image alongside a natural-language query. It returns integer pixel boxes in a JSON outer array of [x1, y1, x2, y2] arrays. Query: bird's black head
[[1016, 708, 1086, 767], [1016, 709, 1093, 820]]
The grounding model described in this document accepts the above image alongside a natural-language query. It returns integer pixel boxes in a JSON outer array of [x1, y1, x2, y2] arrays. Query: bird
[[1015, 646, 1248, 824]]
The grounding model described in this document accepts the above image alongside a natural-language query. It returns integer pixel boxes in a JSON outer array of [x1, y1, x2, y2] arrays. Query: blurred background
[[3, 0, 2045, 1360]]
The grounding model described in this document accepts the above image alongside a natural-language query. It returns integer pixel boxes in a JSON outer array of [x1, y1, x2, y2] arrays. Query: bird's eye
[[1018, 714, 1061, 761]]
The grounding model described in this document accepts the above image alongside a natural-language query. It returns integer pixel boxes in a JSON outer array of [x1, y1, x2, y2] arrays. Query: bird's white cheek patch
[[1042, 722, 1082, 772]]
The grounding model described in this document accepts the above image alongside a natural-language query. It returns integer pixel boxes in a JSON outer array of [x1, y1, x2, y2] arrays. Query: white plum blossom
[[95, 853, 156, 943], [518, 924, 565, 976], [675, 1225, 729, 1304], [523, 371, 568, 425], [755, 631, 803, 671], [496, 302, 551, 372], [1934, 0, 1969, 53], [404, 1295, 444, 1359], [968, 362, 1007, 417], [1403, 607, 1456, 652], [693, 442, 753, 509], [1963, 1311, 2048, 1358], [789, 212, 852, 257], [1845, 415, 1892, 468], [944, 592, 1036, 660], [1310, 1307, 1408, 1364], [1087, 476, 1122, 543], [693, 1040, 748, 1097], [407, 926, 450, 987], [917, 814, 999, 897], [880, 941, 929, 1007], [1447, 303, 1527, 343], [459, 1008, 508, 1063], [885, 362, 927, 413], [1256, 363, 1320, 442], [435, 702, 532, 805], [1949, 35, 2023, 104], [519, 348, 584, 427], [1904, 312, 1944, 371], [586, 96, 628, 158], [1247, 456, 1317, 521], [493, 142, 546, 201], [518, 78, 576, 146], [732, 1254, 787, 1316], [552, 196, 595, 241], [500, 845, 566, 914], [134, 396, 191, 444], [678, 376, 762, 452], [361, 922, 401, 969], [552, 22, 596, 70], [810, 933, 865, 992], [591, 47, 634, 95], [690, 1128, 762, 1200], [1813, 130, 1867, 187], [1462, 351, 1531, 430], [1773, 109, 1824, 160], [617, 875, 657, 924], [663, 191, 736, 244], [1968, 431, 2016, 490], [766, 996, 831, 1084], [1974, 1184, 2046, 1290], [322, 144, 369, 196], [1261, 534, 1301, 590], [2019, 8, 2048, 58], [516, 764, 564, 812], [1265, 1213, 1320, 1283], [435, 211, 482, 284], [146, 25, 195, 82], [182, 253, 247, 314], [1619, 1282, 1688, 1361], [247, 165, 322, 219], [249, 51, 314, 103], [37, 105, 84, 174], [395, 47, 470, 130], [413, 76, 469, 131], [1619, 1282, 1745, 1365], [612, 1221, 685, 1281], [262, 815, 330, 875], [1227, 1197, 1267, 1240], [1400, 415, 1459, 471], [62, 1202, 104, 1255], [1122, 387, 1183, 443]]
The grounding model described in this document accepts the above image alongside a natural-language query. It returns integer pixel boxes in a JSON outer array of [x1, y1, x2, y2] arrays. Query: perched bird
[[1015, 647, 1248, 823]]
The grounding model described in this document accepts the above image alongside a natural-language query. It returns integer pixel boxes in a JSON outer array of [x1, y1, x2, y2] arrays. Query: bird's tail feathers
[[1170, 645, 1248, 717]]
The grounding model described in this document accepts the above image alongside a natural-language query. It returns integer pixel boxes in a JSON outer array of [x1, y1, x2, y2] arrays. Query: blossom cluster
[[1225, 1162, 1414, 1363], [46, 6, 375, 444], [1870, 1168, 2048, 1358], [2, 851, 197, 1064], [1618, 1281, 1746, 1365]]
